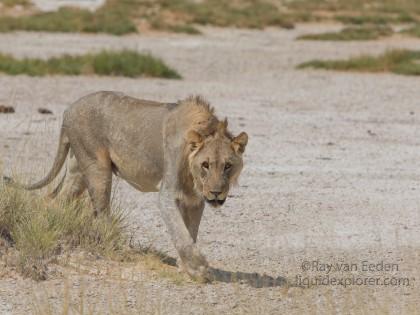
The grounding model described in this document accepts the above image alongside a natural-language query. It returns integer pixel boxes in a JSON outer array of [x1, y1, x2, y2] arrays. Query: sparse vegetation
[[298, 50, 420, 76], [1, 0, 420, 35], [298, 25, 393, 41], [0, 0, 296, 35], [0, 50, 181, 78], [289, 0, 420, 40]]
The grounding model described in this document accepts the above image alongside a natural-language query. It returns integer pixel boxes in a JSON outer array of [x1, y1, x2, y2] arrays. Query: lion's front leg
[[179, 199, 205, 243], [159, 188, 209, 281]]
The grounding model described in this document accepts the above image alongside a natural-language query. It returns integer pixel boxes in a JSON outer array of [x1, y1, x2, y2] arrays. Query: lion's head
[[186, 120, 248, 207]]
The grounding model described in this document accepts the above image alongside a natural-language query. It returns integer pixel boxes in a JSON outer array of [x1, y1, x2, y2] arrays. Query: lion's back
[[63, 91, 170, 134]]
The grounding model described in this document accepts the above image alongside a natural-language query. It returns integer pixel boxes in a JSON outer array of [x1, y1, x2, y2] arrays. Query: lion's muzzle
[[205, 195, 226, 207]]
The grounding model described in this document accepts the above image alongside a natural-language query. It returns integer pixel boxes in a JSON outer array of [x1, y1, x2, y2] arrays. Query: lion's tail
[[3, 129, 70, 190]]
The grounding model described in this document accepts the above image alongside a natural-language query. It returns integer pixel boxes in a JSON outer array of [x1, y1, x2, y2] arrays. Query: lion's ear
[[186, 130, 203, 152], [232, 132, 248, 154]]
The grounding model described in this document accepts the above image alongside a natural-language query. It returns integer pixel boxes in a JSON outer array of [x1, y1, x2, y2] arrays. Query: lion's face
[[187, 125, 248, 208]]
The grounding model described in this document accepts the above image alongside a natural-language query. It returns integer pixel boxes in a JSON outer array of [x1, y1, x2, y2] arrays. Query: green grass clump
[[298, 50, 420, 76], [0, 0, 30, 7], [0, 6, 136, 35], [298, 26, 393, 41], [0, 50, 181, 78], [0, 8, 92, 33], [0, 183, 127, 280]]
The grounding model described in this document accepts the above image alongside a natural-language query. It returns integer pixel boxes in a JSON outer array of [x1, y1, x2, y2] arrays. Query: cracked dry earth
[[0, 24, 420, 314]]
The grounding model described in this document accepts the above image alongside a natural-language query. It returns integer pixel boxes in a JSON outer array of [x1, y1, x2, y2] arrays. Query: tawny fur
[[5, 91, 248, 280]]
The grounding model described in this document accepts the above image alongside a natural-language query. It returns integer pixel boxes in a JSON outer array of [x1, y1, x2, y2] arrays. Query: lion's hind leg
[[75, 148, 112, 217], [50, 151, 87, 201]]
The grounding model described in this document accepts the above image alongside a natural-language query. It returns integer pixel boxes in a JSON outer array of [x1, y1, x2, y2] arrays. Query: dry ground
[[0, 24, 420, 314]]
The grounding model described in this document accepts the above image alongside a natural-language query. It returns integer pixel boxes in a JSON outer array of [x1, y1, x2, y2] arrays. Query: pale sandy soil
[[0, 25, 420, 314]]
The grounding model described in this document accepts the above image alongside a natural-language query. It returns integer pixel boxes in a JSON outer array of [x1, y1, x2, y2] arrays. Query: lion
[[5, 91, 248, 280]]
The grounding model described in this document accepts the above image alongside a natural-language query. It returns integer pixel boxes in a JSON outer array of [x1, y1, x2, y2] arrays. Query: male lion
[[6, 91, 248, 279]]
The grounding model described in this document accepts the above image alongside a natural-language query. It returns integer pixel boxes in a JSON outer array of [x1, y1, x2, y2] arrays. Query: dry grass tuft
[[0, 183, 127, 280], [0, 180, 188, 283]]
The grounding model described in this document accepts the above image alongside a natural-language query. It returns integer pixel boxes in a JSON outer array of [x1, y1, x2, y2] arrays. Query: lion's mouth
[[205, 198, 226, 207]]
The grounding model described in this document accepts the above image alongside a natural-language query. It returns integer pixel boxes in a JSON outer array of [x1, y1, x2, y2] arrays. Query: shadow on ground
[[208, 267, 288, 288], [158, 253, 287, 288], [136, 245, 288, 288]]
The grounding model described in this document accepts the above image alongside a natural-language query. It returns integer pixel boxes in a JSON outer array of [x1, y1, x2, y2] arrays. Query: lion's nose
[[210, 191, 222, 198]]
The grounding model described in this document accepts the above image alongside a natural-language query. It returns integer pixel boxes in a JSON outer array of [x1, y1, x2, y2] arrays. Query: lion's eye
[[224, 163, 232, 171], [202, 161, 209, 169]]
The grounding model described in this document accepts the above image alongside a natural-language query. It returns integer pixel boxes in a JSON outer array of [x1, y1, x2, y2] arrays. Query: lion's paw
[[178, 245, 211, 282]]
